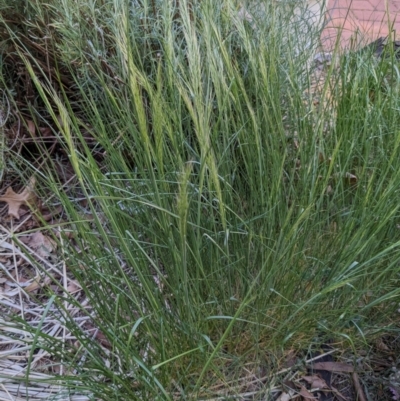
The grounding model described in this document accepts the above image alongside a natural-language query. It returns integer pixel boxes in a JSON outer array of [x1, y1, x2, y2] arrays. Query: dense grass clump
[[0, 0, 399, 399]]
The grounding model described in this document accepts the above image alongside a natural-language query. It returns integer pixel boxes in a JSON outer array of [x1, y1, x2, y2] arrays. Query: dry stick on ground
[[0, 90, 10, 183], [352, 372, 367, 401]]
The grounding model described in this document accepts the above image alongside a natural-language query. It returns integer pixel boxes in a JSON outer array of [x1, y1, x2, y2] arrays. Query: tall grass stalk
[[1, 0, 400, 399]]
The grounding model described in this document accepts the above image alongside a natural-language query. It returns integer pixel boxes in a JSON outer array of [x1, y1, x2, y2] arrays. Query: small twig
[[352, 372, 367, 401], [0, 90, 10, 183]]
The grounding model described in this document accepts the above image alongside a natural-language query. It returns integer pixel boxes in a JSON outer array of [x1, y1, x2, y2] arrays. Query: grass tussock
[[0, 0, 400, 399]]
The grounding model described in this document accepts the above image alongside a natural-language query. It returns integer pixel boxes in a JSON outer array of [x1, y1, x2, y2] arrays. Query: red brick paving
[[321, 0, 400, 49]]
